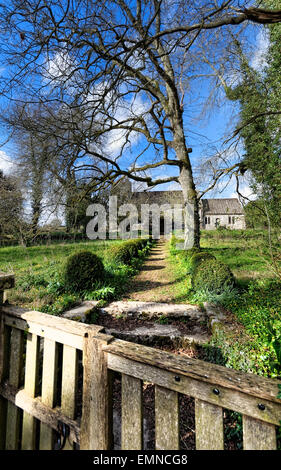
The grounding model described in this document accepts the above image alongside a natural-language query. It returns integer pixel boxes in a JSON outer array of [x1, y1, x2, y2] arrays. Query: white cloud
[[229, 184, 257, 201], [103, 94, 151, 156], [250, 30, 270, 71], [0, 151, 15, 174], [46, 50, 74, 82]]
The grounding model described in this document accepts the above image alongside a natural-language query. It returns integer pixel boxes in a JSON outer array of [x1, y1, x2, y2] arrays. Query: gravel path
[[123, 239, 184, 302]]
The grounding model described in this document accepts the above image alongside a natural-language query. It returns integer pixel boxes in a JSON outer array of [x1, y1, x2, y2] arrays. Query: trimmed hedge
[[63, 250, 105, 292], [108, 238, 150, 265], [189, 252, 216, 274], [191, 257, 235, 294]]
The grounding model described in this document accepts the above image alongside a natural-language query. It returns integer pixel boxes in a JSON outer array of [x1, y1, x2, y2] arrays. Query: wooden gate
[[0, 273, 281, 450]]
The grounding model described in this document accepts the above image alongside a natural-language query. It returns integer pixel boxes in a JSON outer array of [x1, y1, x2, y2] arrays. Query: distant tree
[[1, 104, 55, 237], [244, 200, 268, 228], [0, 1, 281, 247], [0, 170, 24, 243], [65, 175, 110, 233], [223, 38, 281, 226]]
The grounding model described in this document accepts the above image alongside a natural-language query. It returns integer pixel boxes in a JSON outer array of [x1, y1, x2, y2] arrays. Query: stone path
[[122, 239, 183, 302], [62, 240, 220, 347]]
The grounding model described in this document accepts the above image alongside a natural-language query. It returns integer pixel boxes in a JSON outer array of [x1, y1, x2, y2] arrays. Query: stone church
[[112, 178, 246, 231]]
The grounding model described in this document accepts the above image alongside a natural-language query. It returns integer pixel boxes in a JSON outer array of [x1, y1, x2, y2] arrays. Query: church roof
[[201, 198, 244, 214], [131, 190, 183, 205], [131, 191, 244, 214]]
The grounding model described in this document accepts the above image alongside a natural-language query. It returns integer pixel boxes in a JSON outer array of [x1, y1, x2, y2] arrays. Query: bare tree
[[0, 1, 280, 247], [0, 169, 24, 244]]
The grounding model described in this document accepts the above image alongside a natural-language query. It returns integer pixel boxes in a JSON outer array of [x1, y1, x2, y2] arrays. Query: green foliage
[[0, 239, 152, 313], [107, 238, 149, 265], [169, 232, 281, 379], [191, 258, 235, 294], [202, 327, 275, 376], [224, 25, 281, 228], [244, 200, 268, 229], [169, 235, 201, 258], [18, 272, 48, 291], [108, 244, 132, 264], [189, 252, 216, 274], [224, 411, 243, 449], [155, 314, 170, 325], [84, 286, 116, 301], [217, 279, 281, 377], [191, 284, 240, 305], [63, 250, 105, 293], [41, 293, 78, 315]]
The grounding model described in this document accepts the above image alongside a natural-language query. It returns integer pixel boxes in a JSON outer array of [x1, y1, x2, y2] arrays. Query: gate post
[[0, 272, 15, 449], [80, 331, 114, 450]]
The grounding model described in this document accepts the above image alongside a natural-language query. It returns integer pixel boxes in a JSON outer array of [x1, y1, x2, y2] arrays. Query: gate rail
[[0, 273, 280, 450]]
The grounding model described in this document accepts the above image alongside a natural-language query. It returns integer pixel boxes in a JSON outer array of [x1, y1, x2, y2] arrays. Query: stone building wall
[[111, 178, 246, 230]]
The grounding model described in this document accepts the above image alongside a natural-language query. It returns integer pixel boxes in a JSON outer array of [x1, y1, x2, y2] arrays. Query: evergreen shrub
[[64, 250, 105, 292]]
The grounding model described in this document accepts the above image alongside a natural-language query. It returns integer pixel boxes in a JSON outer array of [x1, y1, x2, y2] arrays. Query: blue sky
[[0, 16, 269, 204]]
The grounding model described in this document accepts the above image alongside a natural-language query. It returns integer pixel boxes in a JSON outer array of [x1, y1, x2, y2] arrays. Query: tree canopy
[[0, 1, 280, 245]]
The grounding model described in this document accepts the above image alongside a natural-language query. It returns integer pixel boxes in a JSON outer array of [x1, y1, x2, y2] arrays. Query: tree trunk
[[31, 202, 41, 237], [178, 166, 201, 249], [171, 117, 201, 249]]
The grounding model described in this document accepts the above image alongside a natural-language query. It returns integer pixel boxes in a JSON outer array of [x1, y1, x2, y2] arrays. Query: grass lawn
[[1, 230, 280, 378], [168, 229, 281, 378], [0, 239, 138, 312], [200, 229, 277, 284]]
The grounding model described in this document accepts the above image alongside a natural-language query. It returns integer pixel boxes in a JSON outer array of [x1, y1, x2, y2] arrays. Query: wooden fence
[[0, 273, 281, 450]]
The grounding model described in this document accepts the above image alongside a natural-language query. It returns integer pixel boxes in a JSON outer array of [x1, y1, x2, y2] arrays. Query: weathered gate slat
[[106, 352, 281, 425], [80, 332, 113, 450], [0, 298, 281, 452], [61, 345, 78, 450], [243, 415, 277, 450], [5, 328, 24, 449], [121, 374, 143, 450], [195, 398, 224, 450], [21, 333, 40, 450], [155, 385, 179, 450], [104, 340, 281, 404], [0, 383, 80, 445], [39, 338, 58, 450], [0, 322, 9, 449]]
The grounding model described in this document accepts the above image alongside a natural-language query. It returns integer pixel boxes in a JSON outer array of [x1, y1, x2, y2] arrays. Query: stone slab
[[204, 302, 227, 333], [62, 300, 99, 322], [100, 301, 205, 320], [105, 324, 209, 346], [0, 272, 15, 291]]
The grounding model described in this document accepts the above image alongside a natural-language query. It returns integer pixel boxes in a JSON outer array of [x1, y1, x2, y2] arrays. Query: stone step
[[99, 300, 205, 320], [62, 300, 99, 322], [104, 323, 209, 347], [62, 300, 211, 348]]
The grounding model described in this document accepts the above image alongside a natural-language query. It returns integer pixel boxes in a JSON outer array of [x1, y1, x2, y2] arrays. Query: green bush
[[108, 244, 132, 264], [192, 257, 235, 294], [125, 239, 141, 257], [63, 250, 105, 292], [108, 239, 148, 265], [189, 252, 216, 273]]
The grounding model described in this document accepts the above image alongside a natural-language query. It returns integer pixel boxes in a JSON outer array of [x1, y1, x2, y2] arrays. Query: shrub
[[108, 239, 148, 265], [63, 250, 105, 292], [125, 239, 141, 257], [108, 244, 132, 264], [189, 252, 216, 273], [192, 257, 235, 294]]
